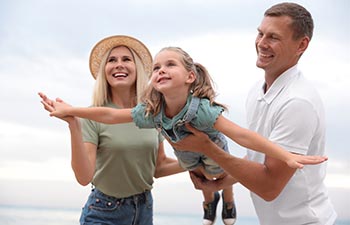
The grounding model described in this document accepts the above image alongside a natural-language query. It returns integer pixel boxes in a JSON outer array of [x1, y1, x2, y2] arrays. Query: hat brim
[[89, 35, 152, 79]]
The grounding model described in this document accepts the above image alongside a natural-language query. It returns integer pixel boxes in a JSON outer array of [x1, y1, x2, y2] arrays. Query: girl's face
[[151, 50, 195, 95], [104, 46, 137, 89]]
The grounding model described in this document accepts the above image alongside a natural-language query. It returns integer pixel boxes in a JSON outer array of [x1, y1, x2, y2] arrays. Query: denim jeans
[[80, 188, 153, 225]]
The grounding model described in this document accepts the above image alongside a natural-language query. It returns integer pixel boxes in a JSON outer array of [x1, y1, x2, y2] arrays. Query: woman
[[39, 35, 184, 225]]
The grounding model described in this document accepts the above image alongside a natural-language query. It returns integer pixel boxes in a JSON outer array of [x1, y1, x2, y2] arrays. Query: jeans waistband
[[93, 188, 150, 203]]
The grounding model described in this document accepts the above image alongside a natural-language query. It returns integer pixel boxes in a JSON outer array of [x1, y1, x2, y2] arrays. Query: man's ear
[[297, 36, 310, 57]]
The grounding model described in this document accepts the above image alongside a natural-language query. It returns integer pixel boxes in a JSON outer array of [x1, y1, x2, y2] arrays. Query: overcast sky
[[0, 0, 349, 221]]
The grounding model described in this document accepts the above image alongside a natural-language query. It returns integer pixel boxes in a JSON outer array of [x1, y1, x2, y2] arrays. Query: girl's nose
[[158, 66, 165, 74]]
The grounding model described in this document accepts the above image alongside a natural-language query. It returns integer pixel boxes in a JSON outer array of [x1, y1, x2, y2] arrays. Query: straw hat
[[89, 35, 152, 79]]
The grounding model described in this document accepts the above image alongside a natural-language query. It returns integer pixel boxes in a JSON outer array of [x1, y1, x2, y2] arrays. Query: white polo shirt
[[246, 65, 337, 225]]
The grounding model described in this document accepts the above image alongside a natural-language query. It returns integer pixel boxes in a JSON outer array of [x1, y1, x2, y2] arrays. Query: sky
[[0, 0, 349, 221]]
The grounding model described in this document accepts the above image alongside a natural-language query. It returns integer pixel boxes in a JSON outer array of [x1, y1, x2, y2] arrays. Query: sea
[[0, 205, 349, 225]]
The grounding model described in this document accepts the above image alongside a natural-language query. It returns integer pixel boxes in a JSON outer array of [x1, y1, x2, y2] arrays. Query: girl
[[43, 47, 326, 225]]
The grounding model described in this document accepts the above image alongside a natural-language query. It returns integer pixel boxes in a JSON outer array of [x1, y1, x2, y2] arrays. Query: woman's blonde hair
[[142, 46, 226, 116], [91, 46, 149, 106]]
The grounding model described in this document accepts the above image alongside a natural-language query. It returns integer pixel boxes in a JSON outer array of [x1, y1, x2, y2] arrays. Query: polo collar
[[257, 65, 300, 104]]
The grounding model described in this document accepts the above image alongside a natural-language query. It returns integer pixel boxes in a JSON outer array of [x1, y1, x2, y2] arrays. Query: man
[[170, 2, 337, 225]]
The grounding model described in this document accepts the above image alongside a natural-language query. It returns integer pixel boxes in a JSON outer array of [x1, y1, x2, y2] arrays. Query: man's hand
[[168, 123, 211, 153], [189, 171, 235, 192]]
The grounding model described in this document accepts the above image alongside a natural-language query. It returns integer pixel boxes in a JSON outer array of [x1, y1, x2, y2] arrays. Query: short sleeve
[[270, 98, 318, 155], [131, 103, 156, 128], [81, 118, 99, 145], [193, 99, 224, 129]]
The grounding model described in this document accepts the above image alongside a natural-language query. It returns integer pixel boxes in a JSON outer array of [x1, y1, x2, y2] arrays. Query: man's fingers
[[184, 123, 198, 134], [189, 172, 203, 189]]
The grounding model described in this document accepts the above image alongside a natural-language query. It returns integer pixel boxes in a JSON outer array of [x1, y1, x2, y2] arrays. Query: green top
[[81, 102, 162, 198], [131, 95, 224, 142]]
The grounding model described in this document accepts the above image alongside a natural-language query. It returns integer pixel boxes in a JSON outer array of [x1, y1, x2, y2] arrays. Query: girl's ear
[[186, 71, 196, 84]]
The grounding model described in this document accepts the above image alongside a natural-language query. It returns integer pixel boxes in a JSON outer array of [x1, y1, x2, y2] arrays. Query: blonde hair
[[91, 46, 149, 106], [143, 46, 226, 116]]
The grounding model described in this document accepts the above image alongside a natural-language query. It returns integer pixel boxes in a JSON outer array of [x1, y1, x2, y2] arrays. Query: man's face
[[255, 16, 304, 77]]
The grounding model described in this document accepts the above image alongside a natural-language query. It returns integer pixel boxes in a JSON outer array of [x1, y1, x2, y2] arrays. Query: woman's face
[[104, 46, 137, 90]]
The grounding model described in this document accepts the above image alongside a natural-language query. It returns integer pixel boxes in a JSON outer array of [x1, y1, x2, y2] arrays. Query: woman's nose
[[114, 60, 124, 68]]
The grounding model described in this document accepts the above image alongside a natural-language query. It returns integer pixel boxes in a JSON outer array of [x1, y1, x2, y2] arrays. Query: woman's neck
[[110, 88, 137, 108]]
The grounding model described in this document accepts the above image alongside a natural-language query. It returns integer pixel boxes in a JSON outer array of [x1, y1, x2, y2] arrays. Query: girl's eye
[[153, 66, 160, 71], [123, 57, 132, 62]]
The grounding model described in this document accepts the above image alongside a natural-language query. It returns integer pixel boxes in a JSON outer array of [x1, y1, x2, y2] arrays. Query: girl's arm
[[154, 142, 185, 178], [169, 123, 297, 201], [50, 100, 133, 124], [214, 115, 327, 169]]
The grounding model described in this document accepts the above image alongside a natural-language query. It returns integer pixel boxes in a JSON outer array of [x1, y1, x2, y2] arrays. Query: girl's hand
[[286, 154, 328, 169], [39, 92, 55, 112], [38, 92, 75, 123], [50, 100, 73, 118]]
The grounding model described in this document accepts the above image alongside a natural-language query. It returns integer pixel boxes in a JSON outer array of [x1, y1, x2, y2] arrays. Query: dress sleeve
[[193, 99, 225, 129], [131, 103, 156, 129]]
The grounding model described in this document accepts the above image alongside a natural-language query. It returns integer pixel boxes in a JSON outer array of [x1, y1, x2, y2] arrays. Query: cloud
[[0, 0, 349, 221], [0, 121, 70, 162]]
